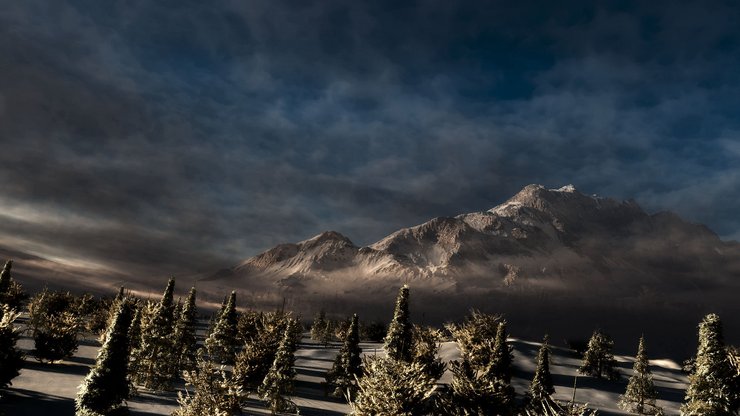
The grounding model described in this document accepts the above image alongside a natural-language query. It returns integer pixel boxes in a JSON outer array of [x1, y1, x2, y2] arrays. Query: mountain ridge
[[210, 184, 738, 292]]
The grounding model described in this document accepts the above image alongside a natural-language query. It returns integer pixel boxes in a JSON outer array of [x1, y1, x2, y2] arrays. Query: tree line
[[0, 259, 738, 415]]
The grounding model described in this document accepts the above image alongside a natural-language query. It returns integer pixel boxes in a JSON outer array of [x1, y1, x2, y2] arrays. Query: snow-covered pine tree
[[311, 309, 327, 342], [446, 310, 503, 369], [258, 322, 299, 415], [98, 286, 128, 343], [233, 313, 284, 393], [446, 357, 516, 416], [126, 302, 143, 379], [206, 291, 238, 364], [76, 300, 134, 416], [173, 354, 241, 416], [490, 321, 514, 383], [132, 278, 178, 391], [351, 355, 439, 416], [29, 289, 81, 362], [579, 329, 620, 381], [326, 313, 363, 398], [619, 336, 662, 415], [528, 335, 556, 409], [0, 305, 24, 390], [412, 325, 445, 380], [0, 260, 12, 295], [681, 313, 737, 415], [174, 286, 198, 374], [0, 260, 27, 310], [384, 284, 413, 363]]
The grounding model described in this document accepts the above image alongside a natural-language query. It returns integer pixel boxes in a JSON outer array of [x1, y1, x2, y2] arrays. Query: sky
[[1, 0, 739, 277]]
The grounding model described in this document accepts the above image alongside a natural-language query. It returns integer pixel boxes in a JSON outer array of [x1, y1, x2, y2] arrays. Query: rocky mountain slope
[[204, 185, 740, 356], [211, 184, 740, 295]]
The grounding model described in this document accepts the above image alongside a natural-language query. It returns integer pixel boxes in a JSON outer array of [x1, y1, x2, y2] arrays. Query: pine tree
[[174, 287, 198, 374], [0, 260, 27, 309], [412, 325, 446, 380], [127, 303, 143, 379], [0, 260, 12, 295], [0, 305, 24, 390], [132, 278, 178, 391], [528, 335, 555, 409], [681, 313, 737, 415], [384, 284, 413, 363], [619, 336, 662, 415], [490, 321, 514, 383], [446, 310, 502, 369], [445, 315, 515, 415], [173, 354, 241, 416], [351, 356, 440, 416], [76, 300, 134, 416], [326, 313, 363, 398], [206, 291, 238, 364], [233, 313, 284, 393], [311, 309, 328, 342], [29, 289, 81, 362], [258, 321, 299, 414], [579, 329, 619, 381], [446, 357, 516, 416]]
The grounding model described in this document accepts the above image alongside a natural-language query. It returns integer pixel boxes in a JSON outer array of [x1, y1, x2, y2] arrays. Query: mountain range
[[202, 184, 740, 356], [209, 184, 739, 293]]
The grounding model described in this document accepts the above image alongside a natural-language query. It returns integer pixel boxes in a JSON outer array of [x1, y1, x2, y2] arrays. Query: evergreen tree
[[206, 291, 238, 364], [0, 305, 24, 390], [326, 313, 363, 398], [76, 300, 134, 416], [29, 289, 81, 362], [490, 321, 514, 383], [0, 260, 12, 295], [446, 310, 503, 369], [384, 284, 413, 363], [174, 287, 198, 374], [446, 358, 516, 416], [528, 335, 556, 409], [233, 313, 284, 393], [445, 316, 515, 415], [311, 309, 328, 342], [619, 336, 662, 415], [681, 313, 738, 415], [132, 278, 178, 391], [351, 356, 440, 416], [126, 303, 143, 378], [258, 322, 299, 415], [412, 325, 446, 380], [579, 329, 619, 381], [173, 354, 241, 416], [0, 260, 27, 309]]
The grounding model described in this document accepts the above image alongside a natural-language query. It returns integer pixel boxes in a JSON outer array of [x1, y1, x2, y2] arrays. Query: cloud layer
[[1, 0, 739, 278]]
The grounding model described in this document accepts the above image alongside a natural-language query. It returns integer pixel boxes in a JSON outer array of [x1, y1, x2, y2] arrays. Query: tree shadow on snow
[[22, 358, 91, 376], [0, 387, 75, 416]]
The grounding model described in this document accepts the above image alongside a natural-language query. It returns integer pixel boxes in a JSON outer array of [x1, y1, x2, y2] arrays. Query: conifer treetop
[[529, 334, 555, 402], [0, 260, 13, 293], [681, 313, 737, 415], [76, 300, 134, 415], [619, 335, 661, 415], [384, 285, 413, 363]]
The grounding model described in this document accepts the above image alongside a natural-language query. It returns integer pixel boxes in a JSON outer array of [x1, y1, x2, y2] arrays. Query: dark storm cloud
[[1, 0, 739, 277]]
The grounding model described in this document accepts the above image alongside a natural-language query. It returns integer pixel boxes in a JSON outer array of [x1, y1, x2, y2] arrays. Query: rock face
[[212, 184, 740, 296]]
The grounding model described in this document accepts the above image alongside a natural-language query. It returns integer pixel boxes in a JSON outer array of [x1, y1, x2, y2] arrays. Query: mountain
[[211, 184, 740, 290], [205, 184, 740, 356]]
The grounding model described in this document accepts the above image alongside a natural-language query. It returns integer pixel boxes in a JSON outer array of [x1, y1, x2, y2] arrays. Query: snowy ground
[[1, 327, 688, 415]]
